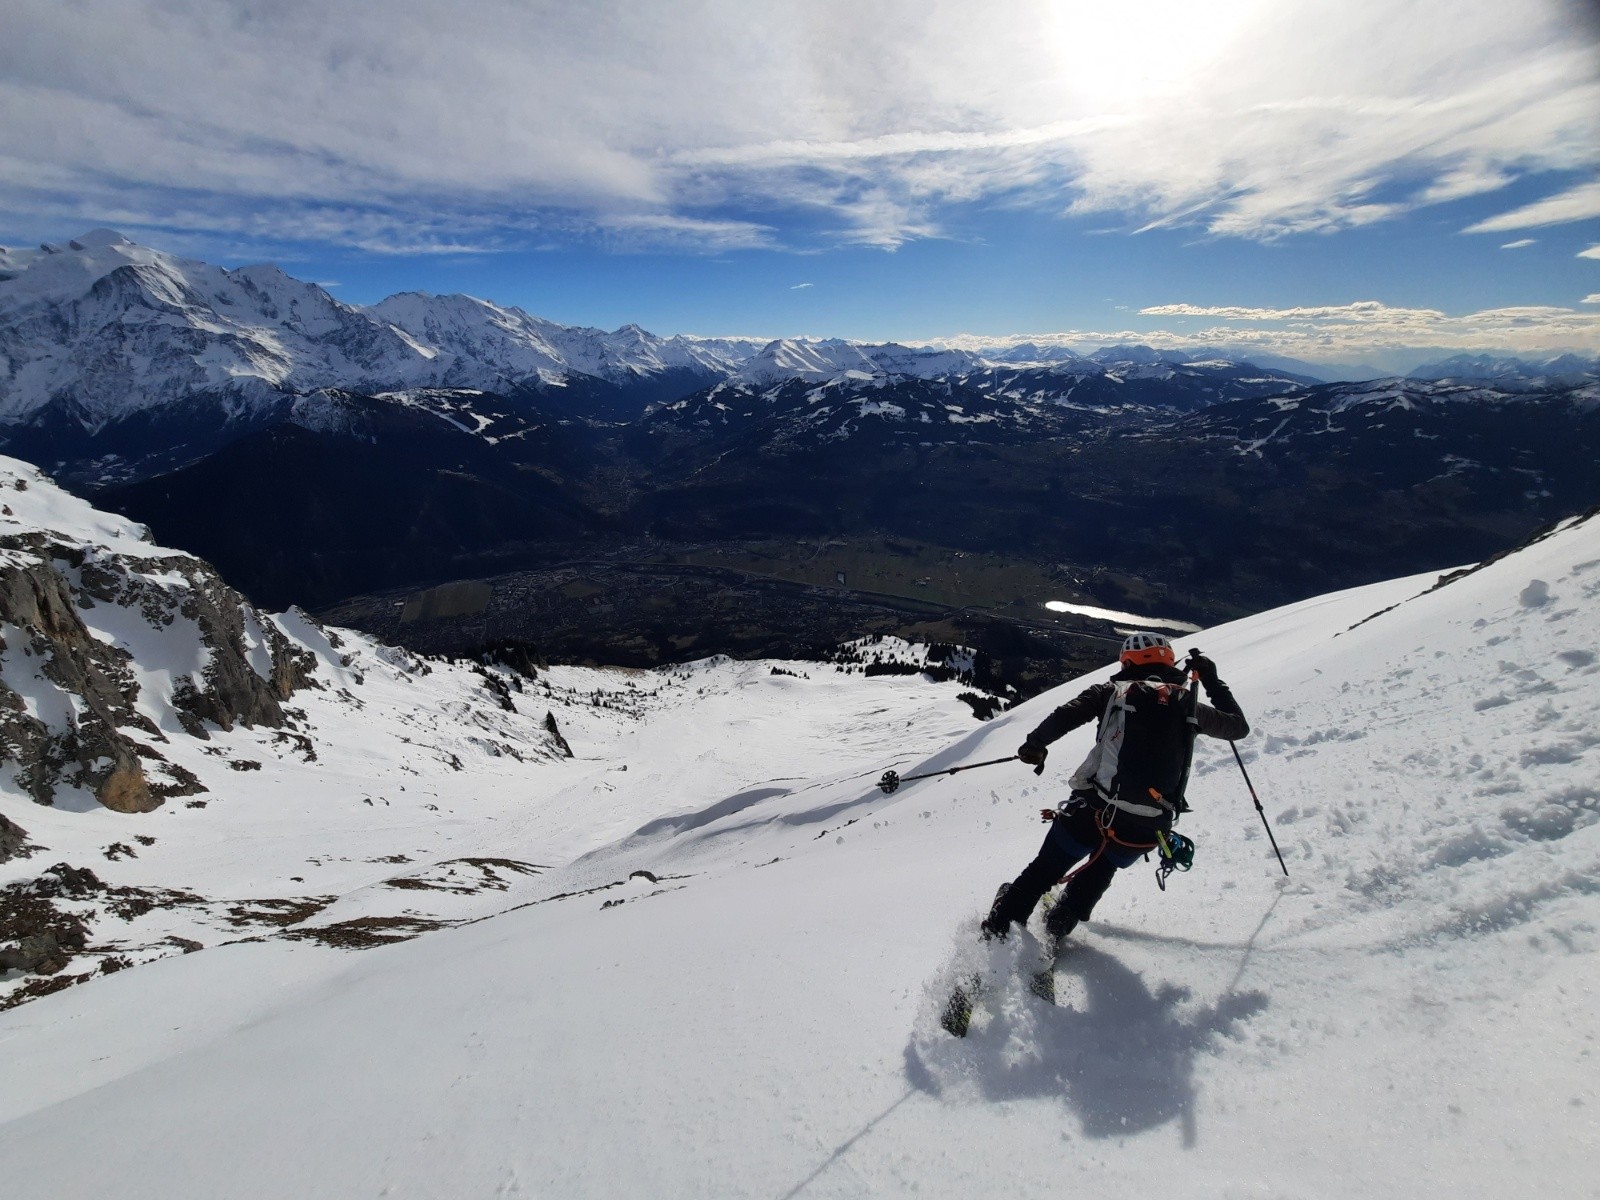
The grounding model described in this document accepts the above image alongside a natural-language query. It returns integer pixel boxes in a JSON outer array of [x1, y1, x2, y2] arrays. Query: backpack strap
[[1097, 788, 1174, 819], [1084, 677, 1198, 819]]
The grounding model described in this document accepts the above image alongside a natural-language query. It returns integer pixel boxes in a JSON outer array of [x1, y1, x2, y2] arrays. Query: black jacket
[[1023, 661, 1250, 753]]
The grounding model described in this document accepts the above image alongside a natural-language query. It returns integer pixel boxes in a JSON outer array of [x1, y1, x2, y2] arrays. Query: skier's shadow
[[906, 944, 1268, 1146]]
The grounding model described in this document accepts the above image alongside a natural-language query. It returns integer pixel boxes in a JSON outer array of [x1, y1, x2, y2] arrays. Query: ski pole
[[1230, 741, 1289, 876], [878, 755, 1021, 795]]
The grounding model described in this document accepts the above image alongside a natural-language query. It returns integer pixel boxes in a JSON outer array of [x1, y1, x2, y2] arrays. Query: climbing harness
[[1041, 799, 1164, 890]]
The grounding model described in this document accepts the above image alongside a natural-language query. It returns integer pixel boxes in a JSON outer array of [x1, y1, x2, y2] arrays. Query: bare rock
[[0, 559, 164, 809], [0, 931, 67, 975], [544, 710, 574, 757], [97, 761, 157, 814], [0, 523, 317, 810], [160, 556, 315, 735], [0, 812, 35, 863], [0, 863, 98, 977]]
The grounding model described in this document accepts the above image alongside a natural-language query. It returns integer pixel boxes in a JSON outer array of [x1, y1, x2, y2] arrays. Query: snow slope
[[2, 504, 1598, 1196], [0, 454, 985, 982]]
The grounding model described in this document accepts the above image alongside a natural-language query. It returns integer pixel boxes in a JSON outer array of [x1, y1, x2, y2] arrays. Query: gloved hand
[[1186, 651, 1221, 687], [1017, 742, 1047, 775]]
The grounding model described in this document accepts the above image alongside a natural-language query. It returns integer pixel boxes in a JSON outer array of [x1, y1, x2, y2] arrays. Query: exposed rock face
[[0, 462, 318, 811], [87, 551, 318, 739], [0, 455, 579, 1009], [544, 711, 574, 758], [0, 551, 161, 810], [0, 810, 33, 863], [0, 862, 98, 975]]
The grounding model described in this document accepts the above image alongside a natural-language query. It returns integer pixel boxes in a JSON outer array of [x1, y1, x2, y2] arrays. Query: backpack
[[1068, 677, 1200, 816]]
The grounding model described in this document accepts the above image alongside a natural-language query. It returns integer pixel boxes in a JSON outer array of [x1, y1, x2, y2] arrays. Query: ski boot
[[979, 882, 1012, 941], [1042, 903, 1079, 957]]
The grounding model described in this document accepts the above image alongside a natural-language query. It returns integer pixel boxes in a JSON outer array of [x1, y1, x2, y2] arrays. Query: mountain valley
[[3, 232, 1598, 694]]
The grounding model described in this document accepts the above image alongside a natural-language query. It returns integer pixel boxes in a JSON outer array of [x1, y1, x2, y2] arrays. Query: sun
[[1036, 0, 1270, 110]]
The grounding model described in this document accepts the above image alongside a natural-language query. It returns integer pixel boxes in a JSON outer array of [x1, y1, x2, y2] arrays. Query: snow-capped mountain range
[[4, 232, 1593, 463], [1407, 352, 1600, 388], [0, 231, 1336, 497], [0, 230, 763, 428], [643, 355, 1322, 456], [2, 453, 1595, 1197], [0, 232, 1326, 474]]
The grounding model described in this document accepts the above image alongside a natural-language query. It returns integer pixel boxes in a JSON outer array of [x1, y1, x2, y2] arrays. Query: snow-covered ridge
[[0, 450, 592, 818], [829, 634, 980, 677]]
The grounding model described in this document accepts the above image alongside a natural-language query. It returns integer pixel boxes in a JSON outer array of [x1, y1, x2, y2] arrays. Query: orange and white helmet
[[1119, 631, 1175, 667]]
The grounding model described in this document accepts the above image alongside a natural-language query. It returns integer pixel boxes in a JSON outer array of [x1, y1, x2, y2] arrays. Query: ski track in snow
[[2, 501, 1599, 1197]]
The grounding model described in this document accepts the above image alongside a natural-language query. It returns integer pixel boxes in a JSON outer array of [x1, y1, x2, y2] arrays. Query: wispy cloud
[[1142, 301, 1445, 323], [790, 283, 814, 290], [1584, 294, 1600, 304], [0, 1, 1595, 253], [1463, 177, 1600, 233], [1501, 238, 1537, 249], [1133, 297, 1600, 357], [1581, 244, 1600, 259], [592, 213, 778, 253]]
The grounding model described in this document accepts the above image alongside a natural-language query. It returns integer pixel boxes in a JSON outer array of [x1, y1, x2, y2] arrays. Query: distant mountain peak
[[1409, 353, 1599, 387], [68, 228, 135, 251]]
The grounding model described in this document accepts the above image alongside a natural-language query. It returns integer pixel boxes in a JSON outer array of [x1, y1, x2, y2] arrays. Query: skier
[[980, 632, 1250, 945]]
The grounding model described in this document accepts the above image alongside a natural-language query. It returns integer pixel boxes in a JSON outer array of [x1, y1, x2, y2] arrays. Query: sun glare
[[1039, 0, 1269, 108]]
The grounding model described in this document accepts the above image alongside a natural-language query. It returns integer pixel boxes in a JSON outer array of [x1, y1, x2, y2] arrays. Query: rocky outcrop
[[0, 468, 318, 811], [0, 811, 33, 863], [0, 552, 162, 810], [544, 711, 574, 758], [86, 552, 319, 738], [0, 862, 98, 975]]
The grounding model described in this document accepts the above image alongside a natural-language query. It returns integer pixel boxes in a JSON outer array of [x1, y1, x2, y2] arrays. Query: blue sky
[[3, 0, 1598, 369]]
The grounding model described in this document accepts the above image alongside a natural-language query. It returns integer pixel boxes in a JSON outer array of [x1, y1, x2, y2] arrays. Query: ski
[[941, 883, 1009, 1037], [941, 939, 1065, 1037], [1028, 960, 1056, 1005], [940, 971, 982, 1037], [941, 885, 1066, 1037]]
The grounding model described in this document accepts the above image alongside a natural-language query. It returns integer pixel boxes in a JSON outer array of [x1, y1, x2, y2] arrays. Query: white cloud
[[1142, 301, 1447, 323], [790, 283, 814, 290], [1500, 238, 1537, 248], [1584, 294, 1600, 304], [1463, 178, 1600, 233], [592, 214, 778, 253], [1581, 244, 1600, 259], [1419, 164, 1517, 205], [0, 0, 1595, 251], [1130, 297, 1600, 357]]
